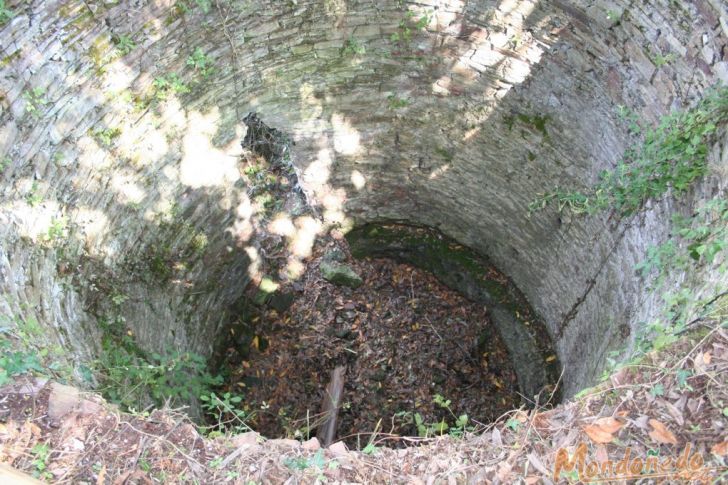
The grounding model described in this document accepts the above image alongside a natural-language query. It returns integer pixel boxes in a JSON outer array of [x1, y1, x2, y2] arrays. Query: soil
[[219, 236, 521, 445]]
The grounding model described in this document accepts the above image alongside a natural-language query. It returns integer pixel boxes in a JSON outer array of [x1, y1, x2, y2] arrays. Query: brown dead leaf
[[703, 352, 712, 365], [582, 416, 624, 443], [648, 419, 678, 445], [711, 441, 728, 456], [524, 477, 540, 485]]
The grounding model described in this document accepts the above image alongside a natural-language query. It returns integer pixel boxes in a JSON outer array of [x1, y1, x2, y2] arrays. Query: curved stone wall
[[0, 0, 726, 395]]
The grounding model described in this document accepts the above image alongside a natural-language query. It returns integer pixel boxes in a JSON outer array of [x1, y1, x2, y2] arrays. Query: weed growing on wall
[[529, 86, 728, 216], [112, 34, 136, 56], [0, 0, 12, 25], [342, 37, 366, 57], [637, 199, 728, 286], [23, 88, 48, 117], [153, 73, 190, 101], [391, 10, 432, 45], [187, 47, 215, 78]]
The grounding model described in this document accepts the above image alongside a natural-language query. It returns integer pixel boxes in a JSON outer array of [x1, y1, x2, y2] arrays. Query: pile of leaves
[[221, 237, 520, 446]]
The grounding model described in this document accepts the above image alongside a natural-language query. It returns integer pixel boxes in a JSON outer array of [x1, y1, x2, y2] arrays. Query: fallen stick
[[317, 366, 347, 447]]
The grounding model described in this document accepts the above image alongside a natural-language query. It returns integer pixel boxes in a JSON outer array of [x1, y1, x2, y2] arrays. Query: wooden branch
[[317, 366, 346, 447]]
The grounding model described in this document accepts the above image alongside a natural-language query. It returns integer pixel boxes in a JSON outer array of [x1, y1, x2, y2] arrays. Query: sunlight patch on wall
[[110, 173, 145, 205], [227, 197, 255, 245], [6, 195, 61, 242], [429, 164, 450, 180], [351, 170, 366, 190], [303, 148, 333, 186], [74, 208, 110, 256], [180, 110, 241, 188], [332, 114, 361, 156]]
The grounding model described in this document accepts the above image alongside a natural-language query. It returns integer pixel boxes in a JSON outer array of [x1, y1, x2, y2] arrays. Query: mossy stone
[[320, 261, 363, 288]]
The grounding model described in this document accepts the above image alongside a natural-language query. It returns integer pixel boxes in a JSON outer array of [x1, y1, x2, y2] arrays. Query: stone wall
[[0, 0, 726, 394]]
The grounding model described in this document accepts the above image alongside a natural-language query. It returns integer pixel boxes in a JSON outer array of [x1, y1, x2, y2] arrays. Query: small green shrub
[[187, 47, 215, 78], [636, 199, 728, 285], [342, 37, 366, 57], [113, 34, 136, 56], [153, 73, 190, 100], [651, 52, 677, 67], [175, 0, 211, 15], [394, 393, 472, 438], [283, 450, 328, 472], [200, 391, 252, 433], [0, 339, 43, 386], [97, 338, 222, 412], [42, 217, 68, 246], [0, 156, 10, 172], [390, 10, 432, 44], [0, 315, 70, 386]]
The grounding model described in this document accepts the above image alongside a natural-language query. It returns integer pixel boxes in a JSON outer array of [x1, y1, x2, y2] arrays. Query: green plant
[[0, 0, 13, 24], [113, 34, 136, 56], [23, 87, 48, 117], [92, 127, 122, 147], [393, 394, 471, 438], [31, 443, 53, 480], [199, 391, 252, 434], [0, 315, 73, 387], [0, 156, 9, 172], [651, 52, 677, 67], [43, 217, 68, 245], [676, 369, 693, 390], [530, 86, 728, 216], [433, 393, 471, 437], [650, 383, 665, 397], [342, 37, 366, 56], [153, 73, 190, 100], [606, 9, 621, 23], [391, 10, 431, 44], [190, 232, 208, 256], [187, 47, 214, 78], [96, 320, 222, 413], [361, 442, 379, 455], [0, 339, 43, 386], [176, 0, 211, 14], [26, 182, 43, 207], [387, 94, 409, 110], [636, 200, 728, 285], [283, 450, 327, 471], [505, 417, 522, 432]]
